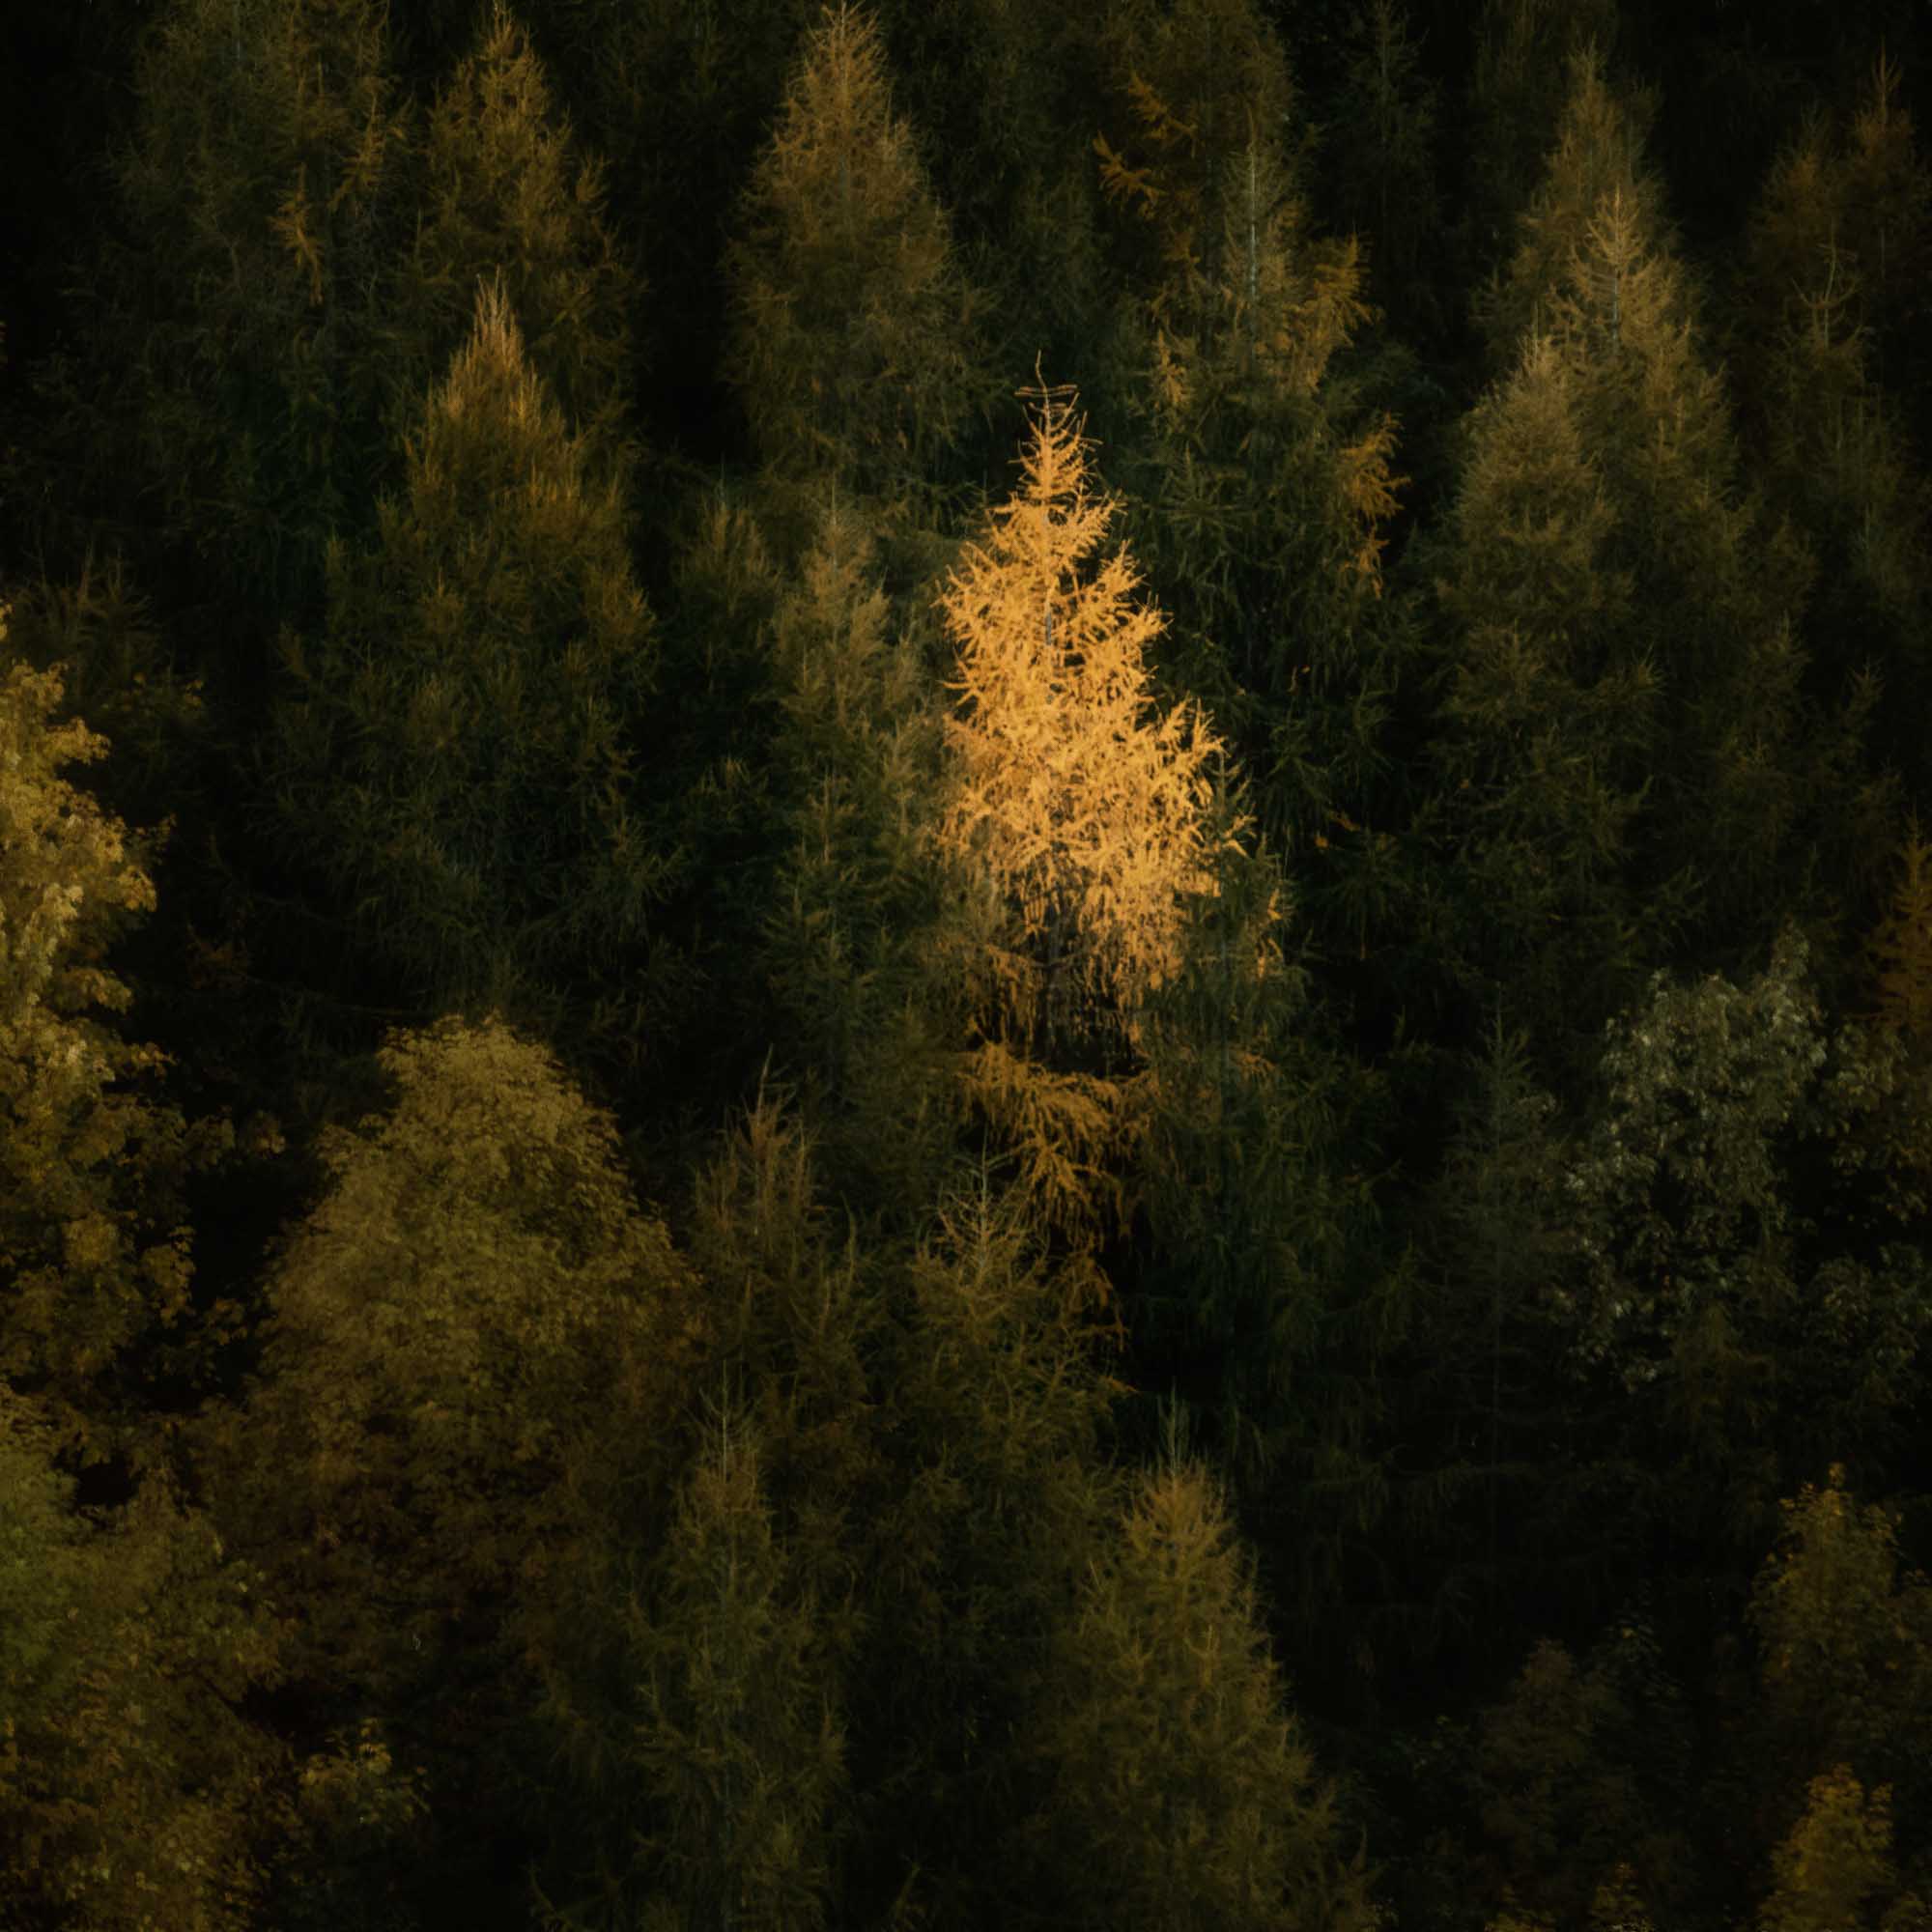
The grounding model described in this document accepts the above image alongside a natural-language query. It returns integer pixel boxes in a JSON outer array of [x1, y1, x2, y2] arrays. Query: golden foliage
[[935, 373, 1232, 1052]]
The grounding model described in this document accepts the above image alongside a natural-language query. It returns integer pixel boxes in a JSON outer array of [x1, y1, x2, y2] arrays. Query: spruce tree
[[721, 1, 997, 569], [256, 274, 673, 1071], [1011, 1416, 1377, 1932]]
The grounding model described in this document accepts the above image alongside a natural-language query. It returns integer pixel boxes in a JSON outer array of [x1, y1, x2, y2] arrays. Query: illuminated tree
[[0, 615, 241, 1474], [931, 368, 1231, 1253]]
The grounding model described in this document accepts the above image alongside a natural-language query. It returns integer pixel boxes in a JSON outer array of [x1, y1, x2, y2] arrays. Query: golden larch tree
[[933, 369, 1234, 1251]]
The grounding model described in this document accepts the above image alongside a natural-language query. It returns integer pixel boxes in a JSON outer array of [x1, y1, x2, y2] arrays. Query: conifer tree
[[257, 274, 673, 1069], [753, 489, 965, 1230], [1464, 0, 1624, 289], [1433, 43, 1876, 1084], [548, 1390, 848, 1932], [852, 1164, 1131, 1930], [1086, 3, 1417, 981], [12, 0, 413, 641], [1326, 0, 1445, 338], [523, 1088, 886, 1930], [388, 0, 646, 499], [1011, 1416, 1376, 1932], [930, 368, 1230, 1258], [1728, 56, 1932, 815], [721, 1, 996, 563]]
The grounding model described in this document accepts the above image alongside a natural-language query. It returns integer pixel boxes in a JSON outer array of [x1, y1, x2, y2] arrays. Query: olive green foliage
[[260, 275, 671, 1064], [1728, 55, 1932, 814], [190, 1009, 701, 1915], [721, 0, 998, 557], [387, 0, 646, 491], [0, 622, 237, 1471], [854, 1167, 1129, 1929], [1757, 1766, 1929, 1932], [1014, 1435, 1377, 1932], [1326, 0, 1445, 336], [1745, 1468, 1932, 1855], [522, 1091, 872, 1929], [544, 1398, 849, 1932], [0, 1383, 292, 1932], [1463, 0, 1625, 289], [1429, 44, 1881, 1091], [1463, 1619, 1693, 1932], [753, 488, 961, 1228]]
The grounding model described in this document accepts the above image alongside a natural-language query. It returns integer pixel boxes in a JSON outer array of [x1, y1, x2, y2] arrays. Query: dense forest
[[3, 0, 1932, 1925]]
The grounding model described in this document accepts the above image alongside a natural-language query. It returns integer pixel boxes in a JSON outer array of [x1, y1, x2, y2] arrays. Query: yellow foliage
[[935, 372, 1232, 1053]]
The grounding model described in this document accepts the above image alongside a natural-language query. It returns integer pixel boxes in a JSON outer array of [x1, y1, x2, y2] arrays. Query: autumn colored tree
[[1010, 1416, 1378, 1932], [930, 368, 1230, 1260], [0, 615, 244, 1475], [256, 274, 674, 1071], [721, 1, 997, 566]]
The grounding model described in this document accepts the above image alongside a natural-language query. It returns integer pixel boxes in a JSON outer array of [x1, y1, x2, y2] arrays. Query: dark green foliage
[[257, 275, 675, 1070]]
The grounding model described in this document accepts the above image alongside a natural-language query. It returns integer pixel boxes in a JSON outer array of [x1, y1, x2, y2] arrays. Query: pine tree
[[930, 366, 1231, 1257], [1011, 1416, 1377, 1932], [1728, 55, 1932, 817], [721, 1, 996, 563], [1464, 0, 1625, 296], [853, 1163, 1133, 1930], [390, 0, 646, 500], [1327, 0, 1445, 339], [753, 487, 965, 1232], [12, 0, 413, 643], [1085, 5, 1417, 987], [560, 1388, 849, 1932], [257, 273, 674, 1070]]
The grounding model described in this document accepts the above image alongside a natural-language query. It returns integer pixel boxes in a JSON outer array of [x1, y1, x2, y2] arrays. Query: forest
[[2, 0, 1931, 1925]]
